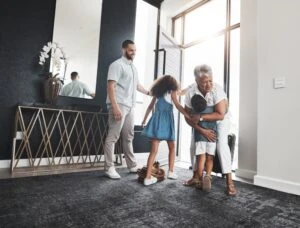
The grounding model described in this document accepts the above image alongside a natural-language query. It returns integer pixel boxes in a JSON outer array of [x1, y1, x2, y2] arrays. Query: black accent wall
[[0, 0, 138, 160]]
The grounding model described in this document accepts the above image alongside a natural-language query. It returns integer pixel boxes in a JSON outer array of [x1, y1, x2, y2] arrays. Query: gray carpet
[[0, 167, 299, 228]]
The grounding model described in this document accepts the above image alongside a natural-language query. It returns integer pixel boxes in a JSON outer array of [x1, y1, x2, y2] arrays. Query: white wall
[[235, 0, 258, 180], [238, 0, 300, 195], [253, 0, 300, 195]]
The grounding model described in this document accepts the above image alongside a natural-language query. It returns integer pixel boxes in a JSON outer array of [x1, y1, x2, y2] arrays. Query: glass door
[[132, 0, 158, 155], [155, 31, 182, 164]]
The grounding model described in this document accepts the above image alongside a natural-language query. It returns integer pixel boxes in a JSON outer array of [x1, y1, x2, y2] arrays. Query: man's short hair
[[194, 64, 213, 77], [191, 94, 207, 113], [71, 71, 78, 80], [122, 40, 135, 48]]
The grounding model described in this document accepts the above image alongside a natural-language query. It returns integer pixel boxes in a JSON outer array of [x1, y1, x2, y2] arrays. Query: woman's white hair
[[194, 64, 213, 77]]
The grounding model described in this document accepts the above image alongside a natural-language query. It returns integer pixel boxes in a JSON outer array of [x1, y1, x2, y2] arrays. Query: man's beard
[[125, 51, 134, 60]]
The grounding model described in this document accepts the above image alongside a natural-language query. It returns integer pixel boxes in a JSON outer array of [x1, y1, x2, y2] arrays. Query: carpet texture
[[0, 168, 299, 228]]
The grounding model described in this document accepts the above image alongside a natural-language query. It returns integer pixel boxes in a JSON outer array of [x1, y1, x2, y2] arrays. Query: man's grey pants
[[104, 105, 137, 169]]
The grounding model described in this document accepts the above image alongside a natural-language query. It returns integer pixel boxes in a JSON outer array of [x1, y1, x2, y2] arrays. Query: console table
[[11, 105, 123, 173]]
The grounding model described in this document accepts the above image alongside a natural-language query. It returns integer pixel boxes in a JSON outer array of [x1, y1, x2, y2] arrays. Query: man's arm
[[137, 83, 150, 96], [84, 87, 95, 98], [82, 82, 95, 98], [107, 80, 122, 121]]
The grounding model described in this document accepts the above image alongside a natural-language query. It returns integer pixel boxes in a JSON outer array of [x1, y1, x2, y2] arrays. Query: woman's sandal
[[183, 177, 199, 187], [227, 183, 237, 196]]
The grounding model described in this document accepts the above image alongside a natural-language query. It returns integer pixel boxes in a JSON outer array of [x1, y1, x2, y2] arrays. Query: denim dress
[[142, 96, 175, 141]]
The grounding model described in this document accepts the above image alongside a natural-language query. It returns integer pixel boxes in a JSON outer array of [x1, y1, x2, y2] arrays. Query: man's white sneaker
[[105, 167, 121, 179], [129, 165, 141, 173], [167, 171, 178, 180], [144, 176, 158, 186]]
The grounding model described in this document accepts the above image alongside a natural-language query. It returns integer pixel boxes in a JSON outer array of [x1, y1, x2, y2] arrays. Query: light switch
[[273, 77, 286, 89]]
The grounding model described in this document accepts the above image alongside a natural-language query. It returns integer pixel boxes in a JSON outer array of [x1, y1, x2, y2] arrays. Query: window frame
[[171, 0, 240, 98]]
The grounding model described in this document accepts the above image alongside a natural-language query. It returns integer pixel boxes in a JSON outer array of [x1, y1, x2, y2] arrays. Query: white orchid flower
[[39, 41, 68, 73], [41, 52, 47, 58], [42, 47, 50, 53]]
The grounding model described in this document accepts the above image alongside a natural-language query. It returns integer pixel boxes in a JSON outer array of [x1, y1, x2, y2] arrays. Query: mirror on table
[[51, 0, 103, 99]]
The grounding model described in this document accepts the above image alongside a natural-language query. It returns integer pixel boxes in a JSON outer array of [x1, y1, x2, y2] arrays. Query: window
[[182, 34, 225, 88], [184, 0, 226, 44], [173, 17, 183, 44], [230, 0, 241, 26], [172, 0, 240, 166]]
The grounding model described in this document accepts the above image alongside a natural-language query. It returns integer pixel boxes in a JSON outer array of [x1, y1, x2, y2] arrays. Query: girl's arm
[[171, 91, 191, 121], [142, 97, 157, 126]]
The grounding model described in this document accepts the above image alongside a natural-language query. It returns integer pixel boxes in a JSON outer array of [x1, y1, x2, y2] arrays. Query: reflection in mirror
[[52, 0, 103, 99]]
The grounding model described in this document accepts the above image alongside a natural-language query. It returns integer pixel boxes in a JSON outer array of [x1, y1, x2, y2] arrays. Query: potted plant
[[43, 72, 63, 104], [39, 42, 68, 104]]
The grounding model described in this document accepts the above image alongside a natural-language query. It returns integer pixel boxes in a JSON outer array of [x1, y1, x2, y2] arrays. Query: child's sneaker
[[202, 175, 212, 192], [144, 176, 157, 186], [195, 179, 203, 189], [167, 171, 178, 180]]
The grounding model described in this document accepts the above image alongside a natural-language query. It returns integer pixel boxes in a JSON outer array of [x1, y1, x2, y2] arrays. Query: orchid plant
[[39, 42, 68, 79]]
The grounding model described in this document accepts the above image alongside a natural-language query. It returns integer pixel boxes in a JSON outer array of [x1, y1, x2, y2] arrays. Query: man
[[104, 40, 150, 179], [184, 64, 237, 196], [60, 72, 95, 98]]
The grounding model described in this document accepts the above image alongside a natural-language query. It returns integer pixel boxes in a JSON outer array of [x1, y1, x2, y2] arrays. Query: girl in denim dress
[[142, 75, 191, 186]]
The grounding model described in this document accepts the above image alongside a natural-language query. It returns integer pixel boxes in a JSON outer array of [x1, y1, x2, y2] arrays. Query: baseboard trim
[[0, 160, 10, 169], [254, 175, 300, 196], [1, 156, 107, 170], [235, 168, 256, 180]]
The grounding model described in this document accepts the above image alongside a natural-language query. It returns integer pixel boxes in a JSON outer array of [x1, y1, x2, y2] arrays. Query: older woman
[[183, 64, 237, 196]]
